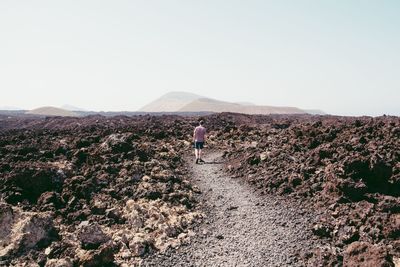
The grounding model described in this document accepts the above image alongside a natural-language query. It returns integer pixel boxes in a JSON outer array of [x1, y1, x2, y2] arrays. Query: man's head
[[199, 120, 204, 126]]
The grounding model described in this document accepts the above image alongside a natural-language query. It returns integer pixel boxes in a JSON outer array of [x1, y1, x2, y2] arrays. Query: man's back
[[194, 126, 206, 142]]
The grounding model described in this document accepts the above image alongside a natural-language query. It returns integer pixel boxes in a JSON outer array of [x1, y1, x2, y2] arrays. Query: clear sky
[[1, 1, 399, 116]]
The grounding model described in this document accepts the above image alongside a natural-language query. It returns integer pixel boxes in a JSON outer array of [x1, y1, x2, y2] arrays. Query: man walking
[[193, 120, 206, 164]]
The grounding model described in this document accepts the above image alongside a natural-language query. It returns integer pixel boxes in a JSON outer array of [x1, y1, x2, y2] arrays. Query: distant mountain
[[140, 91, 311, 115], [179, 98, 305, 114], [235, 102, 255, 106], [61, 104, 87, 111], [304, 109, 326, 115], [139, 92, 203, 112], [26, 106, 78, 117]]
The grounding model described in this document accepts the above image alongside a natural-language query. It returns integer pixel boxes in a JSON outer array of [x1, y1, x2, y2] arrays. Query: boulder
[[77, 242, 115, 267], [45, 258, 73, 267], [78, 223, 110, 250], [0, 203, 57, 259]]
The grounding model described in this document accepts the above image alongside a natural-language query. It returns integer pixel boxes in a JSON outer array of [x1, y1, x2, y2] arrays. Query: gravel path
[[143, 151, 318, 267]]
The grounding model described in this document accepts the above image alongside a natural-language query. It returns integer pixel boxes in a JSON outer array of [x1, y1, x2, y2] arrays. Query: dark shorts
[[194, 141, 204, 149]]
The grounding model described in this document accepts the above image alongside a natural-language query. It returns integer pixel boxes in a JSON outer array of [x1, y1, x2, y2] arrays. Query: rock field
[[0, 115, 203, 266], [0, 113, 399, 266], [221, 114, 400, 266]]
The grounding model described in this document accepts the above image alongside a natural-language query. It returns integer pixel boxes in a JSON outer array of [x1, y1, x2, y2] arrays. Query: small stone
[[260, 152, 268, 161]]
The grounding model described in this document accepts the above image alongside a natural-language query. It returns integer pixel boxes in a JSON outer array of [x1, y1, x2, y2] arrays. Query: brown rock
[[45, 258, 73, 267], [77, 242, 115, 267], [385, 214, 400, 238], [128, 237, 148, 257], [343, 241, 393, 267], [78, 222, 110, 250], [0, 204, 57, 259]]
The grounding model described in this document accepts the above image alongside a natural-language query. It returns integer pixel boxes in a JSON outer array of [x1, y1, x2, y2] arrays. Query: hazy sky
[[1, 1, 399, 116]]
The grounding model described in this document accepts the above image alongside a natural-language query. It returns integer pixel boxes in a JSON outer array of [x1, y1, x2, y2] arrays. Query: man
[[193, 120, 206, 164]]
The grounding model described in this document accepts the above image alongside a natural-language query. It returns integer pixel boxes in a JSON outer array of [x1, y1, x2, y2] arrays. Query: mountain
[[61, 104, 87, 111], [139, 92, 203, 112], [26, 106, 78, 117], [304, 109, 326, 115], [179, 98, 305, 114], [140, 91, 311, 115], [235, 102, 255, 106]]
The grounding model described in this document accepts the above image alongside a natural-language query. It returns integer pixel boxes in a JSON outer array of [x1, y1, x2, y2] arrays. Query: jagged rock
[[343, 241, 393, 267], [312, 223, 332, 238], [385, 214, 400, 238], [76, 241, 115, 267], [78, 223, 110, 249], [45, 258, 73, 267], [128, 236, 148, 257], [0, 203, 57, 260], [100, 133, 133, 153]]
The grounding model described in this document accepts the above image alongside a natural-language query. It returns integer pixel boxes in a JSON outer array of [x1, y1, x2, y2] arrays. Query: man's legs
[[195, 148, 199, 163], [194, 142, 204, 164]]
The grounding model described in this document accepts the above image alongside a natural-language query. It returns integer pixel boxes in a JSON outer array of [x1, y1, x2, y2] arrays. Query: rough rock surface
[[0, 202, 57, 264], [343, 241, 394, 267], [0, 115, 203, 266], [220, 114, 400, 265], [0, 113, 398, 266]]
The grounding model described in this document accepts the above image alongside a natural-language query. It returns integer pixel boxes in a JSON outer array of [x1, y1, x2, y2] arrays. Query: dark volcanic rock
[[221, 115, 400, 265], [78, 222, 110, 249], [0, 114, 203, 265], [343, 241, 393, 267], [0, 113, 398, 266], [77, 242, 115, 267]]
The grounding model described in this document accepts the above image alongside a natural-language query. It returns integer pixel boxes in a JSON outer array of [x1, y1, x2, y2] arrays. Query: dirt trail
[[144, 151, 318, 267]]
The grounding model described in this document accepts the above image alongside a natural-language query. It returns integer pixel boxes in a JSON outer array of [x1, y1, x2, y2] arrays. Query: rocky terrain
[[220, 114, 400, 266], [0, 113, 399, 266], [0, 115, 205, 266]]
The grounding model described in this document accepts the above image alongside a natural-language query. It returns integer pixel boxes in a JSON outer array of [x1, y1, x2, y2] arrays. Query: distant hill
[[235, 102, 255, 106], [61, 104, 87, 111], [26, 106, 78, 117], [139, 91, 202, 112], [304, 109, 326, 115], [179, 98, 305, 114], [140, 91, 310, 115]]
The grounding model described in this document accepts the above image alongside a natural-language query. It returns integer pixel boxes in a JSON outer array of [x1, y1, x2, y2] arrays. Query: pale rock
[[45, 258, 73, 267]]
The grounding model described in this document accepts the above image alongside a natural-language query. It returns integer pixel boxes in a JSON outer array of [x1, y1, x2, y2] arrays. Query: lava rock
[[78, 222, 110, 250], [343, 241, 393, 267]]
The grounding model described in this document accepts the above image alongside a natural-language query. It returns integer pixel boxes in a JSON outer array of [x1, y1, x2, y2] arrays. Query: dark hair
[[199, 120, 204, 125]]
